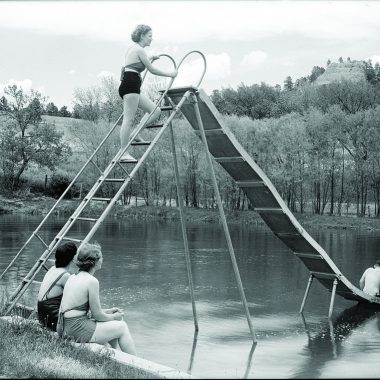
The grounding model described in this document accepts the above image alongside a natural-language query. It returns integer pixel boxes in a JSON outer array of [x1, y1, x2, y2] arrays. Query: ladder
[[0, 53, 184, 314]]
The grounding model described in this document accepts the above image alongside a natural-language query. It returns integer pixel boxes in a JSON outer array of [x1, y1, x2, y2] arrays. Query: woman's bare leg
[[90, 320, 137, 355], [139, 93, 161, 126], [120, 94, 140, 153]]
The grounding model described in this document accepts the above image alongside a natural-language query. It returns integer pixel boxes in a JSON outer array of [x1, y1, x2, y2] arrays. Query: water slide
[[166, 85, 380, 308]]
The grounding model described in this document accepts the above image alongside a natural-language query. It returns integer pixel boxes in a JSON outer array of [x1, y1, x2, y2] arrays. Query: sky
[[1, 0, 380, 110]]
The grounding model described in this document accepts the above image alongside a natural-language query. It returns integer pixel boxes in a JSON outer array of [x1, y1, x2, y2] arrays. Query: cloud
[[68, 69, 76, 75], [96, 71, 116, 79], [0, 2, 380, 44], [241, 51, 268, 68], [0, 78, 33, 94], [367, 55, 380, 64]]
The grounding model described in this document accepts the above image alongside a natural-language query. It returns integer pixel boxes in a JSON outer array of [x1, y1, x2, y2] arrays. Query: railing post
[[190, 92, 257, 343], [300, 274, 314, 314], [169, 121, 199, 332], [328, 278, 338, 319]]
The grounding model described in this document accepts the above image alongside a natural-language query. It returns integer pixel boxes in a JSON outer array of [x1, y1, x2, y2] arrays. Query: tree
[[283, 76, 294, 91], [72, 86, 101, 122], [0, 85, 71, 190], [338, 57, 344, 63], [364, 59, 377, 84], [58, 105, 71, 117], [327, 59, 331, 66], [309, 66, 325, 82], [45, 102, 59, 116]]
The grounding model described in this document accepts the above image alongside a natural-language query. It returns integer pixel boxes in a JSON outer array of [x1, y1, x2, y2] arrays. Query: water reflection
[[2, 215, 380, 378], [295, 304, 378, 378]]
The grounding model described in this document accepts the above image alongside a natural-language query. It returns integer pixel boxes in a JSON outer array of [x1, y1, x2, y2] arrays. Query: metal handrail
[[174, 50, 207, 88]]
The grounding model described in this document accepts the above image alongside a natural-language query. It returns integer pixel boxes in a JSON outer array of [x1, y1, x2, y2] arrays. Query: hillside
[[315, 60, 366, 85], [42, 115, 87, 153]]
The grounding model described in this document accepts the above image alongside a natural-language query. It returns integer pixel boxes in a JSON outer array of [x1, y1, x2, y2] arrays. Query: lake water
[[1, 213, 380, 378]]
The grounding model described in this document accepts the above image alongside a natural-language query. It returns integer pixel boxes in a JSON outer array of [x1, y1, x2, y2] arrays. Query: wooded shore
[[2, 195, 380, 231]]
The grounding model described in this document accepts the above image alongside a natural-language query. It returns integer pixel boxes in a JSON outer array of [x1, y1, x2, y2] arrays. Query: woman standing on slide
[[118, 24, 177, 162]]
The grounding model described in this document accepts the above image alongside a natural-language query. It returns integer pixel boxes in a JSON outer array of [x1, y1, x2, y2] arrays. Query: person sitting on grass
[[359, 260, 380, 297], [57, 242, 136, 355], [37, 241, 77, 331]]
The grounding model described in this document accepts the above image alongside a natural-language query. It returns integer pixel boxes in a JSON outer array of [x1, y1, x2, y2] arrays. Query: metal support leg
[[300, 274, 314, 314], [328, 278, 338, 319], [169, 123, 199, 332], [191, 93, 257, 343]]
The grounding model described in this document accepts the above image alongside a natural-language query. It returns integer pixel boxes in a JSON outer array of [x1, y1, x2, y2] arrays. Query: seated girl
[[57, 242, 136, 355], [37, 241, 77, 331]]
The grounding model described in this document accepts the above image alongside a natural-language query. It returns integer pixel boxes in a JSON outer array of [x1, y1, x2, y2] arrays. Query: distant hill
[[315, 60, 366, 85]]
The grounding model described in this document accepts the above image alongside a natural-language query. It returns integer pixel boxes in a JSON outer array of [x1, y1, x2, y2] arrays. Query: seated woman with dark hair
[[37, 241, 77, 331], [57, 242, 136, 355]]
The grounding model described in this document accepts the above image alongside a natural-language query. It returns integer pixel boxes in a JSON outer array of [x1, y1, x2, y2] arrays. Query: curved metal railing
[[174, 50, 207, 89]]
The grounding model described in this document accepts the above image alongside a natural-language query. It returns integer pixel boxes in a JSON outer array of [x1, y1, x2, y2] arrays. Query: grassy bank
[[2, 194, 380, 230], [0, 315, 159, 379]]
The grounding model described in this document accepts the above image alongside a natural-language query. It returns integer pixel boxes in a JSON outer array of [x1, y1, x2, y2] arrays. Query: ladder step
[[131, 141, 151, 146], [23, 279, 42, 285], [15, 303, 35, 312], [90, 197, 112, 202], [104, 178, 125, 183], [214, 157, 245, 163], [294, 253, 323, 260], [39, 258, 55, 265], [193, 129, 225, 136], [76, 217, 98, 222], [61, 237, 82, 243], [310, 271, 337, 280], [160, 106, 173, 111], [145, 123, 164, 129], [236, 180, 265, 188], [254, 207, 284, 213]]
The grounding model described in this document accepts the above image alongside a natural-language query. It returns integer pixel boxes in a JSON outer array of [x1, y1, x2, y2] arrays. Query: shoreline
[[1, 195, 380, 231]]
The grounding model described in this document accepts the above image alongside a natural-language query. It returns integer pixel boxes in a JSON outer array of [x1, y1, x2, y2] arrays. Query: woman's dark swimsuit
[[118, 61, 146, 98], [57, 301, 96, 343], [37, 271, 67, 331]]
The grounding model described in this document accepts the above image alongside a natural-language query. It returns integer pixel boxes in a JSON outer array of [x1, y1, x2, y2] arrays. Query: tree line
[[1, 58, 380, 217]]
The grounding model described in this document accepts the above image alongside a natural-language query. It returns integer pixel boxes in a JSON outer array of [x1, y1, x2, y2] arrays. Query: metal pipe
[[328, 278, 338, 319], [175, 51, 207, 88], [190, 93, 257, 343], [169, 122, 199, 331], [300, 274, 314, 314]]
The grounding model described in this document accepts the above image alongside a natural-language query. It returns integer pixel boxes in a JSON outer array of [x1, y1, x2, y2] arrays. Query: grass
[[0, 291, 159, 379]]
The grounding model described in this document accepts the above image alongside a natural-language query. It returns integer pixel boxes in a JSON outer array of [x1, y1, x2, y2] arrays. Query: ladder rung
[[145, 123, 164, 129], [104, 178, 125, 183], [294, 253, 323, 260], [214, 157, 245, 163], [160, 106, 173, 111], [76, 217, 97, 222], [39, 258, 55, 264], [276, 232, 300, 237], [118, 158, 138, 164], [194, 129, 224, 136], [90, 197, 112, 202], [131, 141, 151, 146], [310, 271, 337, 280], [236, 180, 265, 188], [254, 207, 284, 213], [15, 303, 35, 312], [61, 237, 82, 243], [23, 279, 42, 285]]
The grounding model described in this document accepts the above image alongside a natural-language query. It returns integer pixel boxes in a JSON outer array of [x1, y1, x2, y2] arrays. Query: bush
[[47, 172, 77, 198]]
